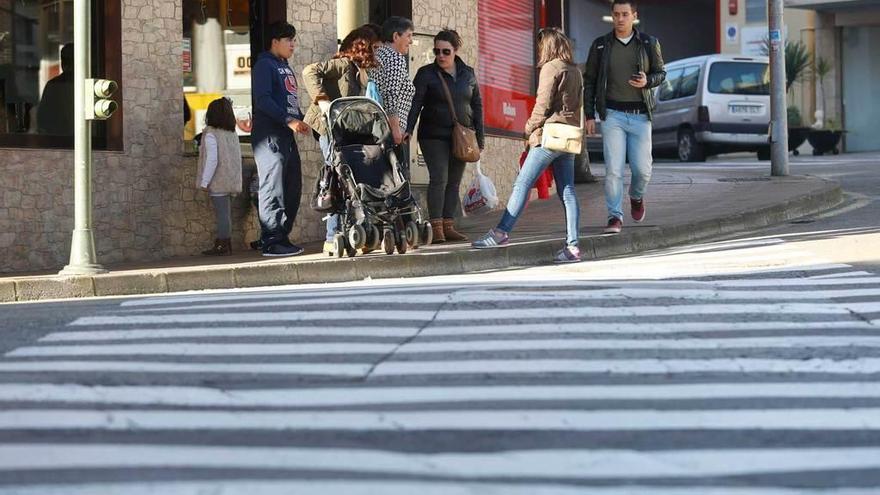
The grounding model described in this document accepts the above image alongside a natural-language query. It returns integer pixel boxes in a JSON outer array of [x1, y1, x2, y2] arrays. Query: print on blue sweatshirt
[[252, 51, 303, 136]]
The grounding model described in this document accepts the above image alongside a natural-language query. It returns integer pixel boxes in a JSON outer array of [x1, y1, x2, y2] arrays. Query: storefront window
[[0, 0, 117, 149], [183, 0, 253, 150], [477, 0, 536, 137]]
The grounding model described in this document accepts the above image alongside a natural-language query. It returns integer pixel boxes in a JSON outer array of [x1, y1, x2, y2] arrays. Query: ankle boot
[[430, 219, 446, 244], [202, 238, 232, 256], [442, 218, 468, 242]]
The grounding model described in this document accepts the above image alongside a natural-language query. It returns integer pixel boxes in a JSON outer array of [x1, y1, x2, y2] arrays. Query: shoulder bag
[[541, 107, 584, 155], [436, 70, 481, 163]]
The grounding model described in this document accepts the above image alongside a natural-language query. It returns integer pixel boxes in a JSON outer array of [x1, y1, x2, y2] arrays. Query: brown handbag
[[436, 70, 481, 163]]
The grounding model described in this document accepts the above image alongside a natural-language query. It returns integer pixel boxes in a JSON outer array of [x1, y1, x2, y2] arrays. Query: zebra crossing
[[1, 241, 879, 493]]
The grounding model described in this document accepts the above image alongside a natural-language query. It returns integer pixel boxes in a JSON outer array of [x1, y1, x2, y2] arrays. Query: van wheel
[[678, 129, 705, 162], [757, 146, 771, 161]]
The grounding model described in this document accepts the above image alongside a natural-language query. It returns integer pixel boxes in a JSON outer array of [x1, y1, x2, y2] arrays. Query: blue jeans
[[602, 109, 653, 221], [318, 135, 339, 242], [253, 131, 301, 247], [497, 146, 580, 246]]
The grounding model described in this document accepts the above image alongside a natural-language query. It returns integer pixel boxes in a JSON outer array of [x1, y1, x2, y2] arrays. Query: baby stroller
[[313, 97, 432, 257]]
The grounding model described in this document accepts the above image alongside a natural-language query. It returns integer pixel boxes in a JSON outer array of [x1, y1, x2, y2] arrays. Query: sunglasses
[[433, 48, 453, 56]]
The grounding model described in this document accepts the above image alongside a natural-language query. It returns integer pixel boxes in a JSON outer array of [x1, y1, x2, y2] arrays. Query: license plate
[[730, 105, 762, 115]]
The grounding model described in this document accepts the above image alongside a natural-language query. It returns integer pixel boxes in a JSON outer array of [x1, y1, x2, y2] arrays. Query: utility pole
[[769, 0, 789, 176], [60, 0, 117, 275]]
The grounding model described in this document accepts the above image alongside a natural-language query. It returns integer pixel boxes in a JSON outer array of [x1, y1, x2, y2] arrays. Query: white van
[[652, 54, 771, 162]]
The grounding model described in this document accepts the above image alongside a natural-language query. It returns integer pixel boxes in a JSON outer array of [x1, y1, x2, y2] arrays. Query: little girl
[[197, 97, 243, 256]]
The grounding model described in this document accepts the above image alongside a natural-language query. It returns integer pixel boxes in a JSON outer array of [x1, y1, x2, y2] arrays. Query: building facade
[[786, 0, 880, 153]]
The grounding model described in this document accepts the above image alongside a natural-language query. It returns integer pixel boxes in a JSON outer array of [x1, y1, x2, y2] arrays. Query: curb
[[1, 179, 843, 303]]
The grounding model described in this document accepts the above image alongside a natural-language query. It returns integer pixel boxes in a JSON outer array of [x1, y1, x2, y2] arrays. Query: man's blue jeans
[[602, 109, 653, 221], [253, 131, 301, 247], [497, 146, 580, 246]]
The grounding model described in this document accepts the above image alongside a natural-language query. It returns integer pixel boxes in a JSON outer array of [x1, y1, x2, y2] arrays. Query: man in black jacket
[[583, 0, 665, 234]]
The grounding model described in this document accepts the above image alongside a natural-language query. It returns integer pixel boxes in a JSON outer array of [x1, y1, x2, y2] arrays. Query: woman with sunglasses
[[406, 29, 484, 244], [472, 27, 584, 263]]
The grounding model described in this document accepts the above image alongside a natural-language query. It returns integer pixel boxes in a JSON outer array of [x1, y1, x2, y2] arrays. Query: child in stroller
[[312, 97, 432, 257]]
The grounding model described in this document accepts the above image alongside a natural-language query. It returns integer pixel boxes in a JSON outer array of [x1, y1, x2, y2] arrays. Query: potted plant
[[809, 57, 844, 155], [809, 118, 843, 155]]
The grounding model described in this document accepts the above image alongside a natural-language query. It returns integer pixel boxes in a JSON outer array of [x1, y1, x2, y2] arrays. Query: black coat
[[407, 57, 485, 149]]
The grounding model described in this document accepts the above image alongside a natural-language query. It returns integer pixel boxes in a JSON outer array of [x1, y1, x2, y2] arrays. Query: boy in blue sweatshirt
[[252, 21, 311, 257]]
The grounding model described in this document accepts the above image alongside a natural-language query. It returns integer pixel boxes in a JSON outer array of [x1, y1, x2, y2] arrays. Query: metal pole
[[60, 0, 105, 275], [769, 0, 789, 176]]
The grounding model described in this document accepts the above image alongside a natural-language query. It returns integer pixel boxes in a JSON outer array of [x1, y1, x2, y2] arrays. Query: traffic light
[[84, 78, 118, 120]]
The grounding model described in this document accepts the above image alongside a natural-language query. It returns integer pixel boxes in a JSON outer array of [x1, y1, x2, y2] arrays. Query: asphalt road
[[0, 152, 878, 494]]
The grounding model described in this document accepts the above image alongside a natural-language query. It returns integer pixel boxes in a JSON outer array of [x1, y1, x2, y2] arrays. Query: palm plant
[[760, 39, 812, 92]]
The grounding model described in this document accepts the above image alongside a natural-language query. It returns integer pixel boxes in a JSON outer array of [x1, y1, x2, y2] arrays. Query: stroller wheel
[[382, 229, 395, 255], [332, 233, 346, 259], [370, 225, 381, 250], [348, 224, 367, 250], [405, 221, 419, 249], [395, 228, 408, 255], [420, 221, 433, 246]]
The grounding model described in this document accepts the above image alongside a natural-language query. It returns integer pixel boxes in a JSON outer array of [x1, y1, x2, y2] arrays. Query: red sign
[[478, 0, 535, 136], [729, 0, 738, 16]]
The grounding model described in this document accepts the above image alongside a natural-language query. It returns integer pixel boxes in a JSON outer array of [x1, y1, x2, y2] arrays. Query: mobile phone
[[630, 72, 642, 81]]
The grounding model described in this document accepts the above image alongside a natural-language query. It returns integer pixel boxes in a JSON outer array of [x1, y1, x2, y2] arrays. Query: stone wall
[[0, 0, 182, 274]]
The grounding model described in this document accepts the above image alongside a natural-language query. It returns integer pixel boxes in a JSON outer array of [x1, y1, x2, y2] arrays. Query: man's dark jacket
[[583, 29, 666, 121]]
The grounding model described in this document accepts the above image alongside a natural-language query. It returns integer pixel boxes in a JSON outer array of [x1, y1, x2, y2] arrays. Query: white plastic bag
[[462, 161, 498, 216]]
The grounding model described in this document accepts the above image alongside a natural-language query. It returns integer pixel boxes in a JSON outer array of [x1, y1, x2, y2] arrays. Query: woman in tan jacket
[[302, 26, 378, 255], [472, 27, 584, 263]]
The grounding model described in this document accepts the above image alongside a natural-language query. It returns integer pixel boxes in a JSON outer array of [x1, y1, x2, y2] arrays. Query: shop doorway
[[182, 0, 286, 148]]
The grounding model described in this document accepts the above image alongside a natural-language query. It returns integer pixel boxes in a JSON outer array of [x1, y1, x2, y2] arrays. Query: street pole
[[60, 0, 105, 275], [769, 0, 789, 176]]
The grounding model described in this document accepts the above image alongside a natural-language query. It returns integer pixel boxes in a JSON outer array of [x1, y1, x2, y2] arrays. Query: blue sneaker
[[471, 229, 509, 249], [553, 245, 582, 264]]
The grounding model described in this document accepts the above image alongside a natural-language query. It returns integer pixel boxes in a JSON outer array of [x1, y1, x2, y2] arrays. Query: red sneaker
[[603, 217, 622, 234], [631, 198, 646, 223]]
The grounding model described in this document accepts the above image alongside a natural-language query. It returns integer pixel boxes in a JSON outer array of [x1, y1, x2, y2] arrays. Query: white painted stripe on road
[[69, 310, 436, 326], [39, 321, 875, 342], [118, 284, 454, 308], [425, 321, 876, 337], [809, 271, 874, 279], [436, 303, 851, 320], [370, 358, 880, 376], [2, 444, 880, 479], [0, 361, 370, 376], [711, 277, 880, 287], [6, 343, 399, 357], [3, 382, 880, 407], [117, 288, 880, 312], [2, 358, 879, 377], [13, 336, 880, 358], [40, 326, 421, 342], [3, 481, 876, 495], [5, 408, 880, 431]]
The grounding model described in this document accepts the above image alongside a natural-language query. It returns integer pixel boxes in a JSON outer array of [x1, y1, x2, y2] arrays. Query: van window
[[708, 62, 770, 95], [658, 67, 683, 101], [679, 65, 700, 98]]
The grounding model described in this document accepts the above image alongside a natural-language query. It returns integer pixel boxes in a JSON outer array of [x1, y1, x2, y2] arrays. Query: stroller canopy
[[327, 97, 393, 147]]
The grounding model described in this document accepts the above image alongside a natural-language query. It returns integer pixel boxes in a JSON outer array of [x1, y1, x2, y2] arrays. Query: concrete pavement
[[0, 160, 844, 302]]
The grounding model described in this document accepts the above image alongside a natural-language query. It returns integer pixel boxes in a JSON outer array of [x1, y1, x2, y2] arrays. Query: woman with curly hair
[[302, 26, 379, 255]]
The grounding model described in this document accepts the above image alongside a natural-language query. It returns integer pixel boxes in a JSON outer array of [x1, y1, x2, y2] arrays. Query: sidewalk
[[0, 165, 842, 302]]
